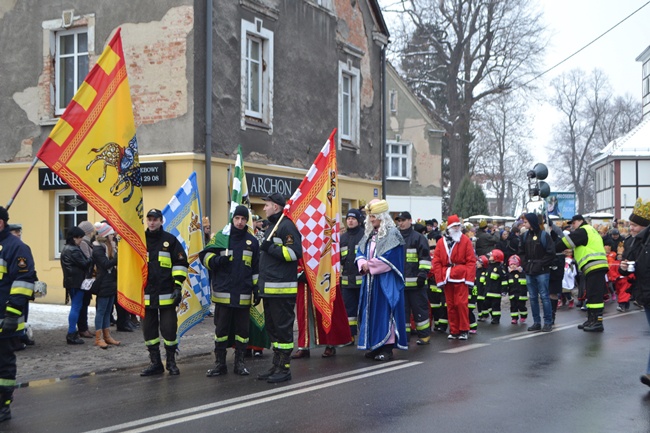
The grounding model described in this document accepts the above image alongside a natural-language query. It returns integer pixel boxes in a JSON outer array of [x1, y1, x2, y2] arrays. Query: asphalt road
[[5, 307, 650, 433]]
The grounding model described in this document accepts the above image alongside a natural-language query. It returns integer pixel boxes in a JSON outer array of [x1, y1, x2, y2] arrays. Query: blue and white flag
[[162, 172, 211, 338]]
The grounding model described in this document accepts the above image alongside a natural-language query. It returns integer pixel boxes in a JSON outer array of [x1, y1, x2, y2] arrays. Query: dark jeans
[[76, 291, 93, 332]]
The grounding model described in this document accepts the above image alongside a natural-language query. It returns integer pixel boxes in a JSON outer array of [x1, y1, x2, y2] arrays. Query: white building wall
[[386, 195, 442, 222]]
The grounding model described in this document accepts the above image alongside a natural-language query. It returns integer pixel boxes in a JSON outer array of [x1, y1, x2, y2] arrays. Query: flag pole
[[6, 157, 39, 210], [265, 212, 286, 239]]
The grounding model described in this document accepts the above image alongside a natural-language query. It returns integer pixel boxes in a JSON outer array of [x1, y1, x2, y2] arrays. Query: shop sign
[[38, 162, 166, 190], [246, 173, 300, 198]]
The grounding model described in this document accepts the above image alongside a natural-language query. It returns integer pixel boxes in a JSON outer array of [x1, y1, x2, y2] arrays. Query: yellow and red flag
[[284, 129, 340, 332], [37, 29, 147, 316]]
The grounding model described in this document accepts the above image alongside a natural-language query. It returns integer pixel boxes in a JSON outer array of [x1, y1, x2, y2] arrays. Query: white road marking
[[84, 360, 421, 433], [440, 343, 490, 353]]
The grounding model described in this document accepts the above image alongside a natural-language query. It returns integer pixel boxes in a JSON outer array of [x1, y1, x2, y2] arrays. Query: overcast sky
[[532, 0, 650, 172], [378, 0, 650, 188]]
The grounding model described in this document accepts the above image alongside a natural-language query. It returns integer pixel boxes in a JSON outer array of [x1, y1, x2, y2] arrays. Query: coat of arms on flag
[[36, 28, 147, 316], [162, 172, 211, 338]]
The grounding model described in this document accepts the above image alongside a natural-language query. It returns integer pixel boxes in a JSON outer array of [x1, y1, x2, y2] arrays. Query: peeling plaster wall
[[0, 1, 195, 163], [212, 0, 385, 181]]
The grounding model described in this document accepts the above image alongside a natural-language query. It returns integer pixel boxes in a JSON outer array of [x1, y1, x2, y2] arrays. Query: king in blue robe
[[355, 226, 407, 354]]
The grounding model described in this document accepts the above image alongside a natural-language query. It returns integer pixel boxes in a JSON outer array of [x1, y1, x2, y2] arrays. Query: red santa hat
[[447, 214, 461, 228]]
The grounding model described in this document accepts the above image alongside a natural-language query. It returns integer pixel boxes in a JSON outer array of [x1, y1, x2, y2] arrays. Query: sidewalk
[[17, 303, 219, 385]]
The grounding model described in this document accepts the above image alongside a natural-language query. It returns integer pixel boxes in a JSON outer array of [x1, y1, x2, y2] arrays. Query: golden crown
[[632, 197, 650, 221]]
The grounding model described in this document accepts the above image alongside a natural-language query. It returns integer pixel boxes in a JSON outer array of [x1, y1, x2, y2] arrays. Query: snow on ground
[[28, 302, 93, 330]]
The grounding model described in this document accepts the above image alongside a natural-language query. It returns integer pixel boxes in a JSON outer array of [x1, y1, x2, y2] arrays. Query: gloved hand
[[417, 276, 426, 288], [260, 240, 272, 252], [298, 271, 308, 284], [172, 288, 182, 306], [252, 285, 261, 306], [1, 314, 19, 334], [217, 255, 231, 267]]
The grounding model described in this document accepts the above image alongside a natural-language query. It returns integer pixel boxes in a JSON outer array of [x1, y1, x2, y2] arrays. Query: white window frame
[[42, 14, 95, 121], [316, 0, 332, 9], [389, 90, 398, 113], [386, 140, 412, 181], [54, 192, 89, 258], [55, 27, 89, 115], [241, 18, 274, 131], [338, 61, 360, 151]]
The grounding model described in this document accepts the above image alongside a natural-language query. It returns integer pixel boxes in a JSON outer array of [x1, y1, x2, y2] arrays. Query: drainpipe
[[381, 44, 386, 200], [204, 0, 213, 220]]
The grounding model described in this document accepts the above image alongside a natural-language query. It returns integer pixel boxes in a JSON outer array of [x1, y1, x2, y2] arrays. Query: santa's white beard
[[448, 227, 462, 243]]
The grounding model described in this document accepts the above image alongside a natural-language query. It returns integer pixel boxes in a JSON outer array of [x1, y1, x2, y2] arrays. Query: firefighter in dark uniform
[[557, 214, 608, 332], [0, 206, 36, 422], [140, 208, 188, 376], [256, 193, 302, 383], [395, 211, 432, 345], [200, 205, 259, 377], [340, 209, 364, 341]]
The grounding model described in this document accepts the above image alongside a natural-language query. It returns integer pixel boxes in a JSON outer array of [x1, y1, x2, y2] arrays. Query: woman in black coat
[[60, 226, 92, 345], [91, 223, 121, 348]]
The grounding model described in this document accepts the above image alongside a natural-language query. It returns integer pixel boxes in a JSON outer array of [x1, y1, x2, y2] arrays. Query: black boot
[[577, 311, 591, 330], [165, 346, 180, 375], [0, 387, 13, 422], [257, 350, 280, 380], [141, 346, 165, 376], [234, 350, 250, 376], [267, 351, 292, 383], [207, 349, 228, 377], [583, 308, 604, 332], [66, 332, 84, 345]]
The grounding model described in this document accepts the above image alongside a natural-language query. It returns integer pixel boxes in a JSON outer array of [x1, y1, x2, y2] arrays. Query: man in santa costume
[[433, 215, 477, 340]]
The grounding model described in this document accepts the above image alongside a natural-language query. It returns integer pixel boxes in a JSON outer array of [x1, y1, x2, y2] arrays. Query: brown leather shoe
[[78, 330, 93, 338], [291, 349, 310, 359], [322, 346, 336, 358]]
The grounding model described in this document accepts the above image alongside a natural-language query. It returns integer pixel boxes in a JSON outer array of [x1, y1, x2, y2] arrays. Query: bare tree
[[471, 92, 534, 215], [549, 69, 641, 212], [597, 93, 642, 146], [384, 0, 546, 205]]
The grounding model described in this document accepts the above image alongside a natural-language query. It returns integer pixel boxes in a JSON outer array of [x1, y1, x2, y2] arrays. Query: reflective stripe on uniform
[[275, 342, 294, 350], [415, 319, 430, 330], [159, 293, 175, 306], [243, 250, 253, 267], [281, 246, 298, 262], [172, 265, 188, 278], [145, 337, 161, 346], [264, 281, 298, 295], [10, 281, 35, 298], [203, 252, 216, 270], [406, 249, 418, 262], [212, 292, 231, 304], [158, 251, 172, 268], [163, 338, 178, 346], [405, 277, 418, 287]]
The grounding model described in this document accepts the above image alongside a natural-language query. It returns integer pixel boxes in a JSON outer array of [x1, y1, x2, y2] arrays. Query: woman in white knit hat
[[91, 222, 121, 348]]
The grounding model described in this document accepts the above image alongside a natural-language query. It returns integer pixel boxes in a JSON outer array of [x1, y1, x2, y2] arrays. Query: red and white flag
[[284, 129, 340, 332]]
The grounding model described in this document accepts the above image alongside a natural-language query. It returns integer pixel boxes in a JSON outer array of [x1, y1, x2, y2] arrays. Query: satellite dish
[[538, 181, 551, 198]]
